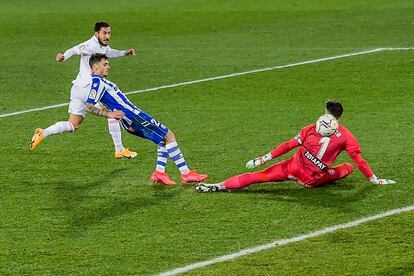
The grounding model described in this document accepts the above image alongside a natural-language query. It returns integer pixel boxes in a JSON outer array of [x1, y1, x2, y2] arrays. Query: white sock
[[166, 141, 190, 174], [156, 142, 168, 172], [43, 121, 74, 138], [108, 118, 124, 152]]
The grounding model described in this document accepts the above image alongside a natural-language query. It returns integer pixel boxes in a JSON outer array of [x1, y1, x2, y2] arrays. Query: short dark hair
[[326, 100, 343, 119], [89, 53, 108, 69], [94, 21, 110, 32]]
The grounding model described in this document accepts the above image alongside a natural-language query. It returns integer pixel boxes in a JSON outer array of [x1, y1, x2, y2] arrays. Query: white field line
[[2, 47, 409, 119], [157, 204, 414, 276], [383, 47, 414, 50]]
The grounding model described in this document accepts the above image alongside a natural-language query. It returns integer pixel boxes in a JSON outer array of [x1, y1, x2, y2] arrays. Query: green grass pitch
[[0, 0, 413, 274]]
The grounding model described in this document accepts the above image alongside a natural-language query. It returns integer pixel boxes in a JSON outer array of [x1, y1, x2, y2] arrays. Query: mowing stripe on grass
[[2, 47, 412, 119], [157, 204, 414, 276]]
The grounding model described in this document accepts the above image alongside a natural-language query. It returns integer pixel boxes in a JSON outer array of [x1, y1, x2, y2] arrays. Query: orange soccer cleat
[[151, 170, 176, 185], [115, 148, 137, 159], [181, 170, 208, 185], [30, 128, 44, 150]]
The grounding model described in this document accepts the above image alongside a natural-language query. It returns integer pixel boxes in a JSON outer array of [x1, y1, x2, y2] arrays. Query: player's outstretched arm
[[246, 138, 299, 169], [85, 104, 124, 119], [58, 46, 79, 62], [107, 46, 135, 58], [349, 153, 396, 185], [57, 40, 94, 62]]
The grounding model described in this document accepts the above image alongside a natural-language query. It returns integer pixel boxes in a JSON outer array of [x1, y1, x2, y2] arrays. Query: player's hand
[[99, 104, 110, 112], [124, 49, 135, 56], [56, 53, 65, 62], [246, 158, 265, 169], [246, 153, 272, 169], [373, 179, 396, 185], [109, 110, 124, 120], [370, 175, 396, 185]]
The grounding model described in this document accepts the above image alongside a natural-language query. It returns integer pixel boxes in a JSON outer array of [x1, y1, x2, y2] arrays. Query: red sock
[[224, 159, 291, 189], [224, 173, 259, 189]]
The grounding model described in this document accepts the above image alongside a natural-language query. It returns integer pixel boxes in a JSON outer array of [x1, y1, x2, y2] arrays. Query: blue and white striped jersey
[[86, 75, 141, 123]]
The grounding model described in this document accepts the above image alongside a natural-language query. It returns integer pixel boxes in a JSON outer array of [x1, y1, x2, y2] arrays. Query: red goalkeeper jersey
[[271, 124, 374, 179]]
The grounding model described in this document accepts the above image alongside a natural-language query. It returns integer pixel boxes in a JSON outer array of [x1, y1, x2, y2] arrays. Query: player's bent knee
[[68, 114, 84, 131], [164, 130, 176, 143], [68, 120, 81, 131], [345, 163, 354, 174]]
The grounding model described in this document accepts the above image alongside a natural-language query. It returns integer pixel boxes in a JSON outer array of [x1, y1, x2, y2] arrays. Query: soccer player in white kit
[[30, 21, 137, 159]]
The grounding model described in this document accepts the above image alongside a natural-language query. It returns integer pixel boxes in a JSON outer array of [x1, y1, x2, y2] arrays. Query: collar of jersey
[[92, 35, 100, 44]]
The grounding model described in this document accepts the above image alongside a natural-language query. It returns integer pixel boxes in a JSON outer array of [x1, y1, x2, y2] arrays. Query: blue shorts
[[121, 111, 169, 144]]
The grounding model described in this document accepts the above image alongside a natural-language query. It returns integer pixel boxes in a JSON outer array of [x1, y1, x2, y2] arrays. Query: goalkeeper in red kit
[[196, 100, 395, 192]]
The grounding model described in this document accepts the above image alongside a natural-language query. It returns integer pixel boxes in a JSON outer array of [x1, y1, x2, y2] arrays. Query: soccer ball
[[316, 114, 338, 137]]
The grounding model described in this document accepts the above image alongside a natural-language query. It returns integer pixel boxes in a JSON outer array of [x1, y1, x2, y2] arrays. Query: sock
[[156, 142, 168, 172], [166, 142, 190, 174], [108, 118, 124, 152], [224, 173, 259, 189], [43, 121, 74, 138]]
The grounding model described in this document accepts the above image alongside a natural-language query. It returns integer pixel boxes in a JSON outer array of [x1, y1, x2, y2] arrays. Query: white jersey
[[63, 35, 125, 88]]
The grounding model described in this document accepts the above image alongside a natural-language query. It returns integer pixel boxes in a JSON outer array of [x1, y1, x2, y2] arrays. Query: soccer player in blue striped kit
[[86, 53, 208, 184]]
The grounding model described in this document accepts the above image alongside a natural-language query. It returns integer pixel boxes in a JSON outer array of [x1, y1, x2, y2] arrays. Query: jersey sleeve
[[344, 128, 374, 178], [86, 78, 105, 105], [270, 138, 300, 158], [344, 129, 362, 156], [106, 45, 125, 58], [63, 41, 93, 60], [295, 125, 314, 145], [270, 126, 309, 158], [350, 154, 374, 179]]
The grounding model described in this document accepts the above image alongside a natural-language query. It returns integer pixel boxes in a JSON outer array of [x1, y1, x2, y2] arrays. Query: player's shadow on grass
[[49, 168, 181, 235], [232, 180, 373, 212]]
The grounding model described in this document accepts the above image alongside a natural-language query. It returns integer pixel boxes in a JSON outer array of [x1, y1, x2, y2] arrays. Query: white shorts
[[68, 84, 91, 117]]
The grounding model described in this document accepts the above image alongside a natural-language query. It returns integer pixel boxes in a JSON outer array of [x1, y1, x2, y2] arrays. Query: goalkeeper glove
[[246, 153, 272, 169], [369, 175, 396, 185]]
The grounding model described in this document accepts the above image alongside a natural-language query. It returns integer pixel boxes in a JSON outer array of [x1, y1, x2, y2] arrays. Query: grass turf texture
[[1, 0, 413, 274]]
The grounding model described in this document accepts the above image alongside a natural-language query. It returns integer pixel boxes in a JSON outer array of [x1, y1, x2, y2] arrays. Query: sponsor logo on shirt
[[304, 150, 327, 170]]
